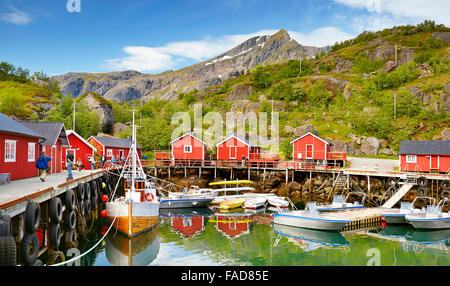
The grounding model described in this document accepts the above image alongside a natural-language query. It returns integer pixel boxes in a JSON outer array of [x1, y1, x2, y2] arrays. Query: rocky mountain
[[52, 30, 327, 102]]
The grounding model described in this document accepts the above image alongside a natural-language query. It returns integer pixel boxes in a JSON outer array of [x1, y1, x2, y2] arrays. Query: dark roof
[[0, 112, 45, 139], [92, 136, 142, 150], [399, 140, 450, 155], [19, 121, 69, 146]]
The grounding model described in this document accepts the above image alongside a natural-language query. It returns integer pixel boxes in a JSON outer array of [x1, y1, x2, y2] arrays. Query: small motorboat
[[381, 197, 436, 225], [220, 198, 246, 210], [159, 192, 215, 209], [267, 196, 289, 209], [244, 197, 267, 210], [273, 202, 351, 231], [405, 198, 450, 230], [316, 193, 366, 212]]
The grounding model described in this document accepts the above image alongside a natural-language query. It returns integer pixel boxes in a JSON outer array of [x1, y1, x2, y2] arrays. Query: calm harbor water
[[74, 208, 450, 266]]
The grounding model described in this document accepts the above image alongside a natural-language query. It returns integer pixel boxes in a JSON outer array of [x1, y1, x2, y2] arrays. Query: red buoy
[[101, 225, 108, 235], [102, 195, 108, 202], [100, 210, 108, 218]]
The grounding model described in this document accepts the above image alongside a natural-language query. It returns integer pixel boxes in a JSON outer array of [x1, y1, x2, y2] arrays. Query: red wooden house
[[62, 130, 96, 170], [88, 136, 142, 162], [20, 121, 70, 175], [216, 135, 261, 161], [0, 113, 45, 182], [399, 140, 450, 173], [170, 133, 207, 161]]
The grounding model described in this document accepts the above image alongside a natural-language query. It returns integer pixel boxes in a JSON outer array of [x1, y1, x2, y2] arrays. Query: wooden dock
[[322, 208, 387, 231]]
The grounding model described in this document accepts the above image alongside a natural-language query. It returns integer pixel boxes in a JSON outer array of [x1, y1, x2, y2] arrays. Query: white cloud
[[0, 7, 31, 25], [104, 27, 354, 73]]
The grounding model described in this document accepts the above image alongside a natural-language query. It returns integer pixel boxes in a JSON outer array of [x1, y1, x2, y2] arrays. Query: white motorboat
[[317, 193, 366, 212], [405, 199, 450, 230], [381, 197, 436, 225], [159, 192, 215, 209], [273, 202, 351, 231], [267, 196, 290, 209], [244, 197, 267, 210]]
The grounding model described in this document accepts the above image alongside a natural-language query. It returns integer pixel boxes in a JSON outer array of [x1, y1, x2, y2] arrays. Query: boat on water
[[316, 193, 366, 212], [244, 197, 267, 210], [159, 192, 215, 209], [106, 111, 160, 238], [273, 202, 351, 231], [381, 197, 436, 225], [405, 198, 450, 229], [220, 198, 246, 210], [267, 196, 289, 208]]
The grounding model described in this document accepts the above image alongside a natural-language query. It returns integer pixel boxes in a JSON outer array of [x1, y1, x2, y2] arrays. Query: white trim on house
[[67, 130, 96, 151], [290, 132, 330, 145], [4, 139, 17, 163], [406, 155, 417, 163], [28, 142, 36, 162], [216, 135, 258, 148], [184, 145, 192, 153], [170, 133, 207, 146], [305, 144, 314, 159]]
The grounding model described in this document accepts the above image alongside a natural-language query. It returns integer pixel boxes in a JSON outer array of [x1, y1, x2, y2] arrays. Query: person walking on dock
[[66, 150, 74, 181], [89, 156, 95, 172], [101, 154, 107, 169], [36, 152, 51, 182]]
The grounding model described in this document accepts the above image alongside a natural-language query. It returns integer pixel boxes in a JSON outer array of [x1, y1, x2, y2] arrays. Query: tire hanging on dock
[[441, 180, 450, 190], [49, 223, 61, 248], [20, 233, 39, 266], [64, 210, 77, 230], [24, 202, 41, 234], [65, 230, 78, 249], [0, 215, 12, 237], [0, 236, 16, 266], [84, 199, 91, 215], [84, 183, 91, 201], [416, 187, 428, 197], [65, 189, 76, 211], [441, 190, 450, 199], [50, 197, 63, 223], [77, 183, 85, 201], [417, 177, 428, 187]]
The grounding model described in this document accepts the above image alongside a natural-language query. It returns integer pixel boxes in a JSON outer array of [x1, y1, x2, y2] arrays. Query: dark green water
[[72, 208, 450, 266]]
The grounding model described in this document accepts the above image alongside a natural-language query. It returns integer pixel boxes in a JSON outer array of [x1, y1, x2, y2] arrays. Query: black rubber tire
[[416, 187, 428, 197], [20, 233, 39, 266], [49, 223, 61, 249], [76, 183, 85, 201], [48, 251, 65, 265], [91, 194, 98, 210], [65, 230, 77, 249], [90, 180, 97, 195], [0, 236, 17, 266], [49, 197, 63, 223], [78, 199, 85, 217], [441, 190, 450, 199], [441, 180, 450, 190], [417, 177, 428, 187], [84, 199, 91, 215], [0, 215, 12, 237], [65, 189, 76, 211], [84, 183, 91, 201], [388, 178, 397, 186], [64, 210, 76, 230], [24, 202, 41, 234], [33, 259, 43, 266]]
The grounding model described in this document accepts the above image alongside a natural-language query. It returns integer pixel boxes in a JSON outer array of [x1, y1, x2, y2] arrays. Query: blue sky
[[0, 0, 448, 75]]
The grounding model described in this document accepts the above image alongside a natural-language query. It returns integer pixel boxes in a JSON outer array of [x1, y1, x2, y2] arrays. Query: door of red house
[[230, 146, 236, 159], [306, 145, 313, 159], [430, 156, 439, 170]]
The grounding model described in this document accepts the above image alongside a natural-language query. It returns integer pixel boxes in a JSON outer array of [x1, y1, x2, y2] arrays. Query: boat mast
[[131, 109, 136, 199]]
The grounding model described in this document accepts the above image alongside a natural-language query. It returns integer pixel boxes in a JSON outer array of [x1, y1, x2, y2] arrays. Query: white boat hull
[[406, 215, 450, 229], [159, 197, 214, 209], [274, 211, 350, 231]]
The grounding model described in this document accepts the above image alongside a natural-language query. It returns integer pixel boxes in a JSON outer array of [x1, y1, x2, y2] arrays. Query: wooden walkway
[[0, 169, 106, 217]]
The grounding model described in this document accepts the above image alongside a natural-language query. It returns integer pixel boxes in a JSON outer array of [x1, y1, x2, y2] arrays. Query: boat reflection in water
[[159, 208, 213, 238], [273, 224, 350, 252], [105, 226, 160, 266]]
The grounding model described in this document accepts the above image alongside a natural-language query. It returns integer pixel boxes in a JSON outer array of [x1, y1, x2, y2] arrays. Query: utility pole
[[73, 102, 76, 130]]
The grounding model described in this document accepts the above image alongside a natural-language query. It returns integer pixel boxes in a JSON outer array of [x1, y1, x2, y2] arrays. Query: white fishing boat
[[405, 198, 450, 230], [244, 197, 267, 210], [316, 193, 366, 212], [267, 196, 289, 208], [381, 197, 436, 225], [159, 192, 215, 209], [105, 111, 160, 237], [273, 202, 350, 231]]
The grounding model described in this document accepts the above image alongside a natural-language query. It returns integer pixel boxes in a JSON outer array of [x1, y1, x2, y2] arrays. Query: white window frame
[[305, 144, 314, 159], [106, 149, 113, 157], [184, 145, 192, 153], [406, 155, 417, 163], [5, 140, 17, 163], [28, 142, 36, 162]]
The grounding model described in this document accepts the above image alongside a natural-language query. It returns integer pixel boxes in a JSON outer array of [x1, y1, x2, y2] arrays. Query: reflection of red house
[[171, 216, 204, 238], [171, 133, 207, 161], [399, 140, 450, 173], [20, 121, 69, 175], [62, 130, 96, 170], [216, 136, 261, 161], [214, 214, 252, 239], [88, 136, 142, 161]]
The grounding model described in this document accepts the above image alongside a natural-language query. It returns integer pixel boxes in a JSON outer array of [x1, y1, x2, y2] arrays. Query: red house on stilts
[[20, 121, 70, 175], [62, 130, 96, 170], [0, 113, 45, 182], [88, 136, 142, 162], [216, 135, 261, 161], [399, 140, 450, 173], [170, 133, 207, 164]]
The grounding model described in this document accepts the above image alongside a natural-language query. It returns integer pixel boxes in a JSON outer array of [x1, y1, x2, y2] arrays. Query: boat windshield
[[425, 205, 442, 218], [400, 202, 413, 211], [332, 195, 344, 205], [305, 202, 319, 216]]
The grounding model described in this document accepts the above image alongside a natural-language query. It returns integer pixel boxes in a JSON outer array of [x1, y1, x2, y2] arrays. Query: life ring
[[0, 236, 16, 266], [441, 190, 450, 199], [65, 190, 76, 211], [441, 180, 450, 190], [416, 187, 428, 197], [20, 233, 39, 266], [24, 202, 41, 234], [0, 215, 12, 237], [50, 197, 63, 223], [49, 223, 61, 248], [417, 177, 428, 187], [64, 210, 76, 230], [145, 193, 155, 202]]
